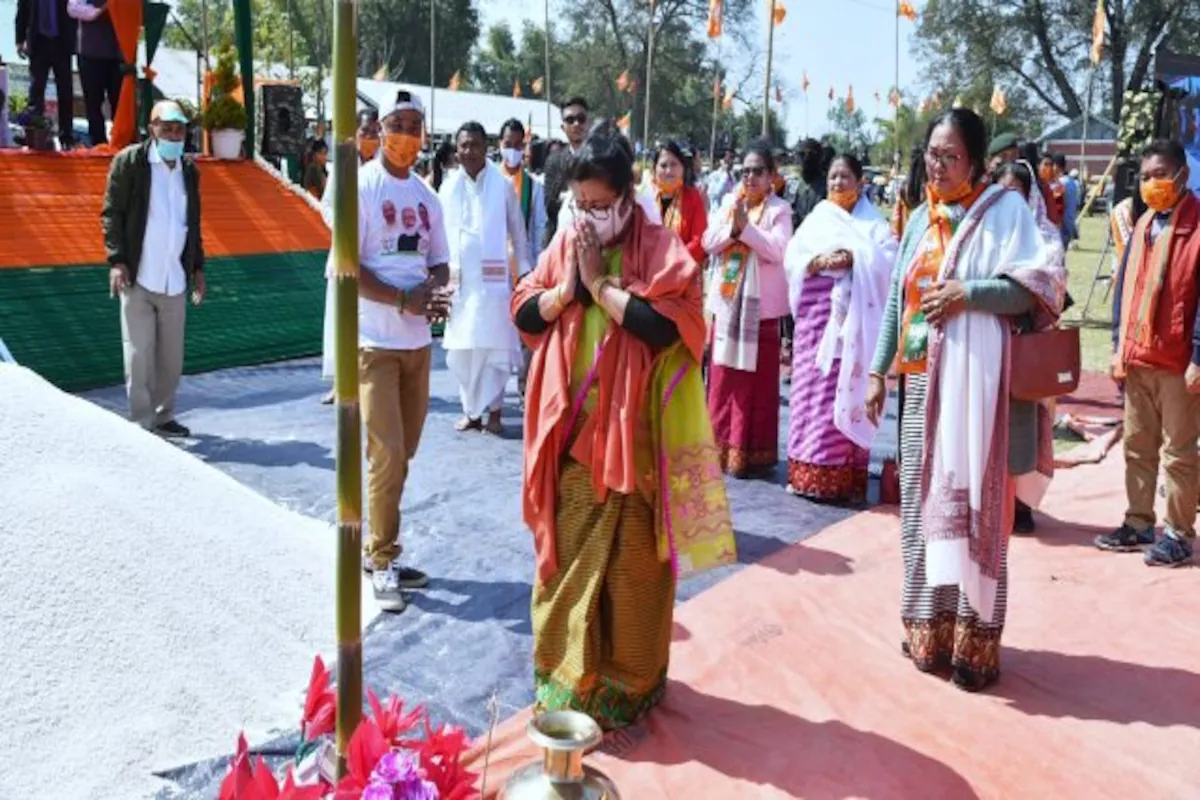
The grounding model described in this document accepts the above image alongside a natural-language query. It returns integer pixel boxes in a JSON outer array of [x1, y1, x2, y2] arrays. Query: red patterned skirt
[[707, 319, 781, 478]]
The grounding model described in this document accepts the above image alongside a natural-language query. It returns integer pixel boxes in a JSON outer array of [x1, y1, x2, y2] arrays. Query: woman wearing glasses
[[511, 122, 733, 728], [702, 138, 795, 478], [865, 109, 1065, 693]]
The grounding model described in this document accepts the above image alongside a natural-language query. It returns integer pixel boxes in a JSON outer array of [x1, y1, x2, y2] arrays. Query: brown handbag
[[1010, 326, 1081, 402]]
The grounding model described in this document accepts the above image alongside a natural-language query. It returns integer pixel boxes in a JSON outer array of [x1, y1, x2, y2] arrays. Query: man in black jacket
[[66, 0, 121, 145], [101, 101, 206, 437], [16, 0, 77, 148], [541, 96, 589, 247]]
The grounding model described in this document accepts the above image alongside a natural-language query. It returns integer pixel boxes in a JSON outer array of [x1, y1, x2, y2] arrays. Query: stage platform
[[0, 149, 329, 390], [468, 447, 1200, 798]]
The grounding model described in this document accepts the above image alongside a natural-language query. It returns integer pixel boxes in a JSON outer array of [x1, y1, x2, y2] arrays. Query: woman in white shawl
[[865, 110, 1066, 693], [783, 154, 897, 502]]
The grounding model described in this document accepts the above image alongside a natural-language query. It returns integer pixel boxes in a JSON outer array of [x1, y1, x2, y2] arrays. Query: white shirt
[[357, 160, 450, 351], [137, 141, 189, 296]]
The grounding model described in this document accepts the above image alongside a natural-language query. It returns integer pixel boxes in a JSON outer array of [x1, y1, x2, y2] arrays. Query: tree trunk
[[330, 0, 363, 776]]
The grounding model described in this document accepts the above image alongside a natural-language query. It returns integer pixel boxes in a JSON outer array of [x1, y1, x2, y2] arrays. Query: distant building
[[1036, 113, 1118, 178]]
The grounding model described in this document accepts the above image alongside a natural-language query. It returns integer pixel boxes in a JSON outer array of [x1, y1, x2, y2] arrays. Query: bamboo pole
[[762, 1, 775, 138], [709, 67, 719, 169], [643, 0, 656, 155], [331, 0, 363, 775], [544, 0, 552, 138], [429, 0, 436, 140], [893, 0, 900, 172], [1080, 67, 1096, 181]]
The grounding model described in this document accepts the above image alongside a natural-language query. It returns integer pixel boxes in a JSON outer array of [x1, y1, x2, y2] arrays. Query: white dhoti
[[439, 162, 530, 421]]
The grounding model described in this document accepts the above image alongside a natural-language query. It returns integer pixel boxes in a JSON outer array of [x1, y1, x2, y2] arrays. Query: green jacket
[[101, 140, 204, 282]]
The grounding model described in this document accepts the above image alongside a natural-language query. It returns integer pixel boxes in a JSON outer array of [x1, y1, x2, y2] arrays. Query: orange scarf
[[718, 190, 767, 300], [659, 189, 683, 232], [513, 208, 705, 582]]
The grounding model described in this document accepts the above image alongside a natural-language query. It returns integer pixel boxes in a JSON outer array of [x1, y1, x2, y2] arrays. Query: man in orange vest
[[1098, 139, 1200, 567]]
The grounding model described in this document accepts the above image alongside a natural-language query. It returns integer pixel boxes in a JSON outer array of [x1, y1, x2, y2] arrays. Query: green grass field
[[1063, 214, 1116, 375]]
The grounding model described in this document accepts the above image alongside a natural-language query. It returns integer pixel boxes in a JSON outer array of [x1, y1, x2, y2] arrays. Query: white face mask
[[586, 198, 634, 245], [501, 147, 523, 169]]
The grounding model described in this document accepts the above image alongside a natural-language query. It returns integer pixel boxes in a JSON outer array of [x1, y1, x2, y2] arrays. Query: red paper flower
[[301, 656, 337, 742], [219, 734, 323, 800], [368, 689, 425, 745], [334, 718, 392, 799], [415, 720, 479, 800]]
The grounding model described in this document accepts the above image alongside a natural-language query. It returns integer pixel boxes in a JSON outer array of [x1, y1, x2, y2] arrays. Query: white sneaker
[[372, 564, 407, 613]]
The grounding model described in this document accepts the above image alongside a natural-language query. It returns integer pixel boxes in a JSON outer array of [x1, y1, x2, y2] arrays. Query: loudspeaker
[[256, 84, 306, 159]]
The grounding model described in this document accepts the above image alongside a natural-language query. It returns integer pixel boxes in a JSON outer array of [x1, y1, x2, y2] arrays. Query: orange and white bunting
[[707, 0, 724, 38]]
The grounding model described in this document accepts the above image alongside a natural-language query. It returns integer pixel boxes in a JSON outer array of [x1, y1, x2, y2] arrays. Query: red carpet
[[469, 449, 1200, 798]]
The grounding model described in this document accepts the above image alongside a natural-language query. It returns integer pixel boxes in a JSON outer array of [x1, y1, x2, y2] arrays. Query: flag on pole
[[723, 86, 734, 110], [952, 94, 964, 108], [527, 112, 534, 142], [617, 112, 632, 133], [898, 1, 917, 22], [531, 76, 544, 95], [372, 64, 388, 81], [776, 83, 783, 103], [713, 76, 722, 100], [989, 86, 1007, 116], [828, 86, 834, 102], [874, 90, 882, 104], [616, 71, 630, 92], [1090, 0, 1105, 66], [802, 72, 810, 93], [707, 0, 724, 38], [770, 0, 786, 26], [513, 79, 522, 98], [918, 97, 931, 114], [449, 71, 461, 91], [846, 85, 855, 113], [888, 87, 901, 108]]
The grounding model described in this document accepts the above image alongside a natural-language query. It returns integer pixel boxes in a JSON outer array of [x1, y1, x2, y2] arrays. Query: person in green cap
[[987, 132, 1019, 173]]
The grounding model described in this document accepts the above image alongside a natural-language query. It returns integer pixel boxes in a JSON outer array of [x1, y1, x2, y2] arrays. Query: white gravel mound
[[0, 365, 379, 799]]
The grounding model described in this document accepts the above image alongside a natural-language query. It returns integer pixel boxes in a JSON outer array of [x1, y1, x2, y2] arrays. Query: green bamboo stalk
[[331, 0, 362, 776]]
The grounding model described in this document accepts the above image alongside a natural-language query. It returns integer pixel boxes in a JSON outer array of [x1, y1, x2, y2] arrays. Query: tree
[[824, 99, 869, 154], [473, 21, 560, 98], [357, 0, 479, 85], [914, 0, 1200, 125]]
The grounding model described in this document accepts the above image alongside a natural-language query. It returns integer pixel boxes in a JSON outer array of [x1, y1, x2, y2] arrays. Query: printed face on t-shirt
[[382, 200, 397, 226], [381, 199, 433, 257]]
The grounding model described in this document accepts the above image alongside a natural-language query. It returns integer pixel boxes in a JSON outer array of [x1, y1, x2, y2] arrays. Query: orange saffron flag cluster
[[707, 0, 723, 38], [898, 1, 917, 22]]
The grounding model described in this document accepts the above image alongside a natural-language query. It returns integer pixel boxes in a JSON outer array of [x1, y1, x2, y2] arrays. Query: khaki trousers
[[120, 284, 187, 430], [1123, 366, 1200, 537], [361, 346, 431, 569]]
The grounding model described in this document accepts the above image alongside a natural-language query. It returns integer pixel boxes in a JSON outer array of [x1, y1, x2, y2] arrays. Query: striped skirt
[[900, 375, 1007, 682], [787, 276, 868, 503], [707, 318, 781, 478], [531, 459, 676, 730]]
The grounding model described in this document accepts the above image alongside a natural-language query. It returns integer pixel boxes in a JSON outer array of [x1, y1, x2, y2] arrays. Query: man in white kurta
[[439, 123, 531, 434]]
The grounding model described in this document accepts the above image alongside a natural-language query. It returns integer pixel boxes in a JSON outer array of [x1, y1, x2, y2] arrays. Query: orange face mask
[[828, 188, 859, 213], [358, 137, 380, 161], [1038, 165, 1055, 183], [927, 180, 974, 206], [657, 174, 682, 195], [382, 133, 422, 169], [1141, 171, 1183, 213]]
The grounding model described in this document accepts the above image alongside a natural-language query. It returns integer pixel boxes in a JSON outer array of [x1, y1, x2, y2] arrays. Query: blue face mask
[[155, 138, 185, 162]]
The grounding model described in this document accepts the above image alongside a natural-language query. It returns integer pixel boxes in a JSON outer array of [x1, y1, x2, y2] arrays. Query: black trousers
[[28, 36, 75, 144], [79, 56, 122, 145]]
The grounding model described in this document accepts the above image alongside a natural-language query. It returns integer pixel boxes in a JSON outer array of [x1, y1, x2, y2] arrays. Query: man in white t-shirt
[[356, 91, 451, 613]]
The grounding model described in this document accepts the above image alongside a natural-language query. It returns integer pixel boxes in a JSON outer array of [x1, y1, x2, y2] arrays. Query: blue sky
[[480, 0, 924, 141]]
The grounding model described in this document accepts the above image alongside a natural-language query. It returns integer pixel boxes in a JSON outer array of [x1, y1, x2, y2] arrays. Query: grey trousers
[[120, 284, 187, 429]]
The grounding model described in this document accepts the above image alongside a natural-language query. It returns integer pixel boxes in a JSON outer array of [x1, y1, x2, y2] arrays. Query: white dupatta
[[784, 196, 897, 447]]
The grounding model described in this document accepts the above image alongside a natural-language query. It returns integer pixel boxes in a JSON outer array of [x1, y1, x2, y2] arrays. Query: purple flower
[[396, 779, 439, 800], [371, 749, 419, 784], [362, 780, 396, 800]]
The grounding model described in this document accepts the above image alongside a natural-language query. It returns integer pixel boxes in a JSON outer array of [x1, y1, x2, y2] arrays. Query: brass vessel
[[500, 711, 620, 799]]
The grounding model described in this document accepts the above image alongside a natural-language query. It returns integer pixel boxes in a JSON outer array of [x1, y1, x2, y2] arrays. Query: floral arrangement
[[218, 656, 479, 800], [1118, 89, 1161, 158], [203, 41, 248, 132]]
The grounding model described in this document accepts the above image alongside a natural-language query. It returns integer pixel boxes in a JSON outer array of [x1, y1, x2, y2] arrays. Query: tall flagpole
[[1080, 68, 1095, 181], [643, 0, 656, 154], [544, 0, 552, 138], [762, 1, 776, 138], [709, 63, 720, 166], [893, 0, 900, 172], [429, 0, 436, 141]]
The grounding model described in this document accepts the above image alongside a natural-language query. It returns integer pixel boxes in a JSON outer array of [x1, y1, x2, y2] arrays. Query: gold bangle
[[590, 275, 611, 298]]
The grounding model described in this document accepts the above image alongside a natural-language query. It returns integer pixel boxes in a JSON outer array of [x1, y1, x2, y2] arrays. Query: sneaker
[[361, 553, 428, 589], [1094, 525, 1155, 552], [372, 565, 407, 613], [1013, 503, 1036, 535], [1144, 532, 1194, 568], [155, 420, 192, 438]]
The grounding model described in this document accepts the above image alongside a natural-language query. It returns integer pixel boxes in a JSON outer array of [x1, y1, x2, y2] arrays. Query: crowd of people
[[98, 88, 1200, 731]]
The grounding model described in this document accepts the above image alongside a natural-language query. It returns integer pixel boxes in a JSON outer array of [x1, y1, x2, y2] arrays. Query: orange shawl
[[512, 208, 706, 582]]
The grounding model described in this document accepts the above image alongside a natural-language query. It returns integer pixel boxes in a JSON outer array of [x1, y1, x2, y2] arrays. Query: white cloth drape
[[784, 196, 898, 448]]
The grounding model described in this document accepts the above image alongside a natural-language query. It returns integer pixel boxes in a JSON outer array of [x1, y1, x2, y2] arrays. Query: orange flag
[[898, 1, 917, 22], [513, 79, 522, 98], [531, 76, 544, 95], [707, 0, 724, 38], [723, 86, 735, 110], [918, 97, 931, 114], [888, 87, 901, 108], [616, 71, 630, 92], [617, 112, 632, 132], [449, 71, 461, 91], [846, 85, 855, 113], [802, 71, 810, 93], [372, 64, 388, 81], [989, 86, 1007, 115], [1090, 0, 1105, 66], [770, 0, 786, 26]]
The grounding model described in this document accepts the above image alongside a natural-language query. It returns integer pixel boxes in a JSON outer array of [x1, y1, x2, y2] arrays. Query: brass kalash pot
[[501, 711, 620, 799]]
